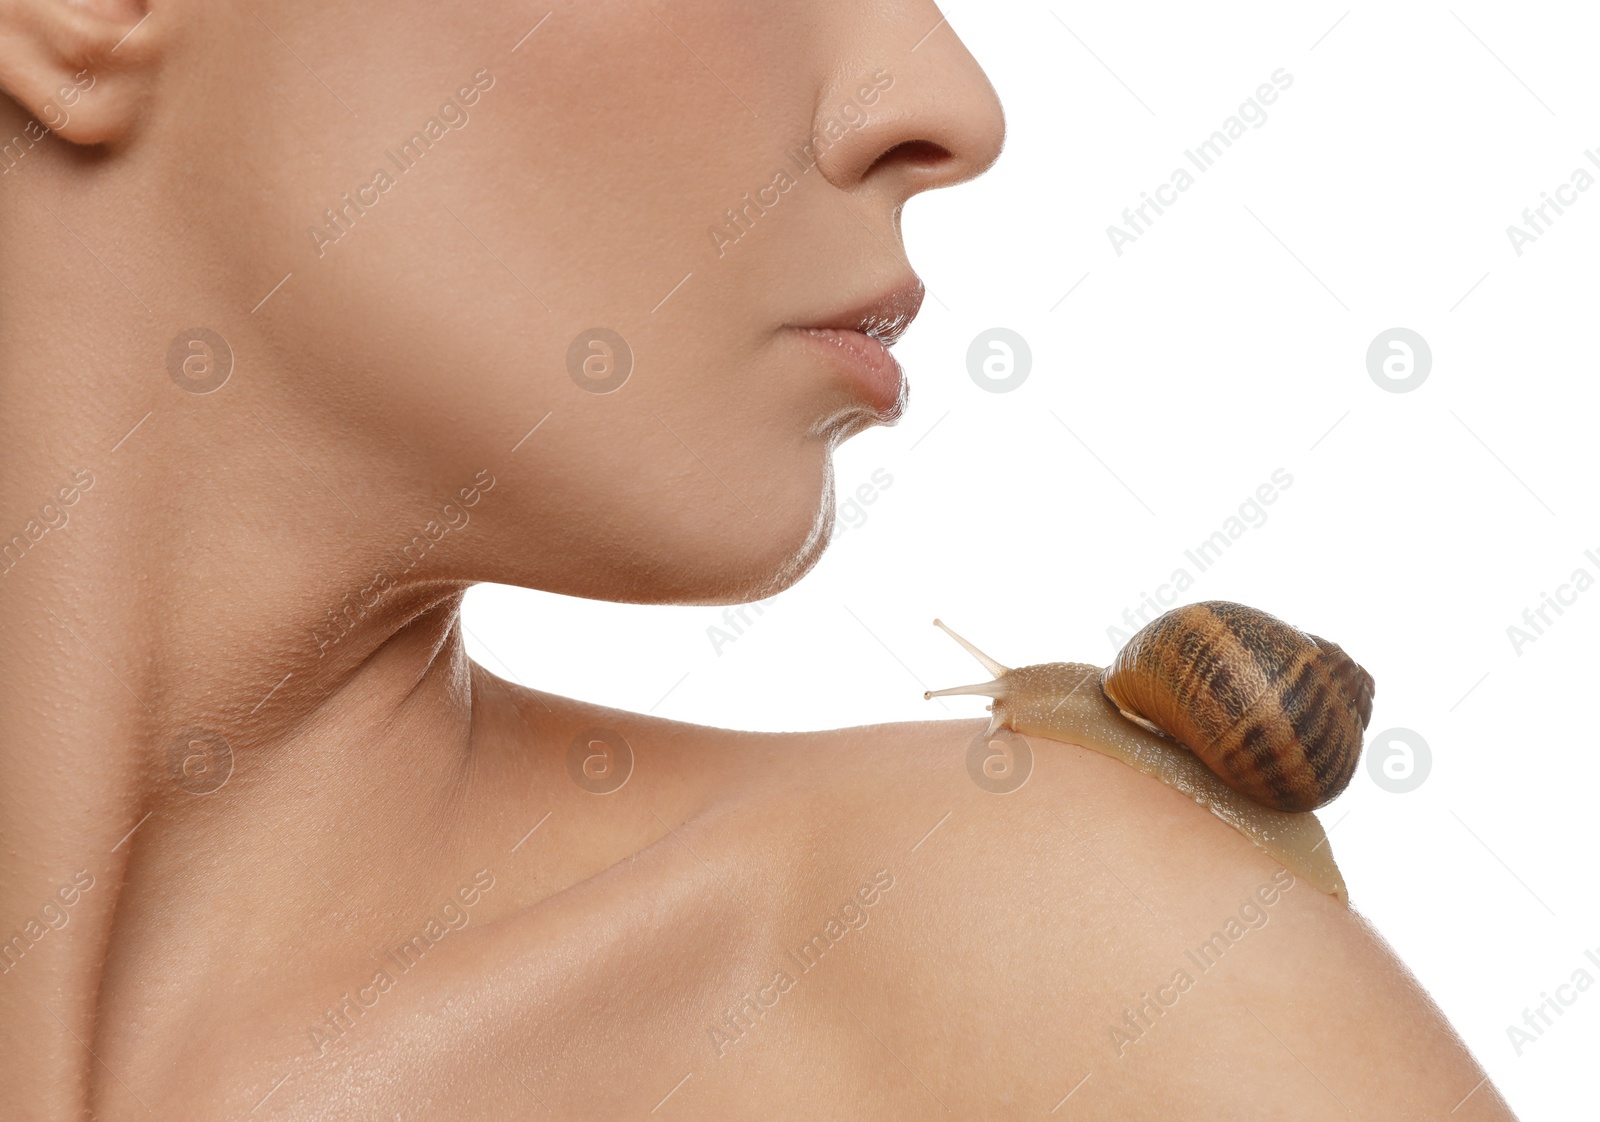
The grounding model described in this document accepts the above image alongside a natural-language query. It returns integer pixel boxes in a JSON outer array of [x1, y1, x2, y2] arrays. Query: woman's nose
[[811, 8, 1006, 202]]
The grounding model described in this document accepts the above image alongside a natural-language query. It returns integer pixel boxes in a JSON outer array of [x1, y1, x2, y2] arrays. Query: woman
[[0, 1, 1516, 1117]]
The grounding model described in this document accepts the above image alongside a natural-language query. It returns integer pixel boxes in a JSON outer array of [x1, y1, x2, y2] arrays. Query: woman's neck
[[0, 318, 489, 1119]]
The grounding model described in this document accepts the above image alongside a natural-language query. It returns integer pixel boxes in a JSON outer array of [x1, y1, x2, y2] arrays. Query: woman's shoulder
[[699, 716, 1517, 1119], [476, 682, 1515, 1118]]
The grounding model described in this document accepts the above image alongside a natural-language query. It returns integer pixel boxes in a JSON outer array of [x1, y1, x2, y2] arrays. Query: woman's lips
[[791, 325, 908, 421], [789, 277, 923, 422]]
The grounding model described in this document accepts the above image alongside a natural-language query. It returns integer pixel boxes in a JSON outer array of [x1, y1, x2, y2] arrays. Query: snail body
[[924, 601, 1375, 905]]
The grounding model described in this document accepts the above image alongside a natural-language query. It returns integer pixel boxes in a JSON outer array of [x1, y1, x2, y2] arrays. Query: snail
[[924, 601, 1375, 904]]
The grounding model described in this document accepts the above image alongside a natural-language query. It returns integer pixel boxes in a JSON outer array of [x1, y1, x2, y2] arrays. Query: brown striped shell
[[1100, 601, 1375, 812]]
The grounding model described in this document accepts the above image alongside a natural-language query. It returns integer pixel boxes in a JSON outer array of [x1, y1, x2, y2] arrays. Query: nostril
[[869, 139, 951, 175]]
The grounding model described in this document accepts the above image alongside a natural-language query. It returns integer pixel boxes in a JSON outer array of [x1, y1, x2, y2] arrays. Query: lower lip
[[792, 327, 907, 419]]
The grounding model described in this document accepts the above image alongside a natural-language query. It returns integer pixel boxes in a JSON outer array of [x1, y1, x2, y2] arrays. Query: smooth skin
[[0, 1, 1516, 1118]]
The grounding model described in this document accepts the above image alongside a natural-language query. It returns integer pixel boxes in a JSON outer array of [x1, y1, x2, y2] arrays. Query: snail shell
[[1101, 601, 1374, 812]]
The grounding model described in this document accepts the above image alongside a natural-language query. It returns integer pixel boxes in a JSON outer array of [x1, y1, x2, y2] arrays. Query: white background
[[466, 5, 1599, 1117]]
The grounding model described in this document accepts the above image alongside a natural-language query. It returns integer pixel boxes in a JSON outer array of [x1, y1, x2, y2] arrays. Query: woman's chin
[[694, 498, 835, 606], [655, 477, 839, 607]]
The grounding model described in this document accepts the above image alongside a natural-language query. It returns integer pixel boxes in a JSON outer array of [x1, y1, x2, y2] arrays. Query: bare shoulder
[[229, 680, 1513, 1121], [766, 717, 1518, 1120]]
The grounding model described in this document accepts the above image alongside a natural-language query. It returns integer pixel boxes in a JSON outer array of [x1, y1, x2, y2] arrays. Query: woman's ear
[[0, 0, 154, 146]]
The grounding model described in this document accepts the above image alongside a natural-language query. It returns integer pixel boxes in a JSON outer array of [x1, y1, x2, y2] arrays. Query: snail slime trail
[[925, 602, 1375, 905]]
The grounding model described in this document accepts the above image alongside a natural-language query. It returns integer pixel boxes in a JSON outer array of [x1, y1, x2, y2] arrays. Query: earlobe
[[0, 0, 154, 147]]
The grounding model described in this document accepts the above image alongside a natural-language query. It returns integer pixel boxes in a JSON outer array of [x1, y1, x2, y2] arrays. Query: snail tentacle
[[929, 619, 1010, 677]]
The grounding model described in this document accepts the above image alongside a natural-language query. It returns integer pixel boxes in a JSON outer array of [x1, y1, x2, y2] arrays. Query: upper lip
[[793, 277, 926, 347]]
